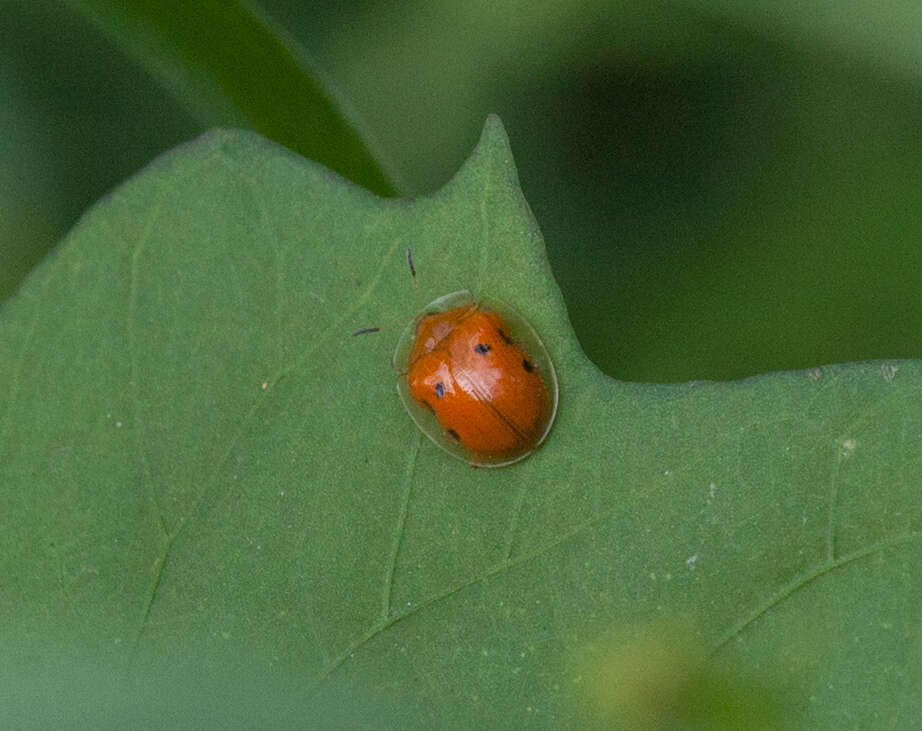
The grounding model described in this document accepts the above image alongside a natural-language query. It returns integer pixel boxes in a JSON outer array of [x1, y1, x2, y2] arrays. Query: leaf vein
[[711, 530, 922, 653], [381, 433, 421, 619], [128, 185, 170, 537], [310, 513, 605, 692]]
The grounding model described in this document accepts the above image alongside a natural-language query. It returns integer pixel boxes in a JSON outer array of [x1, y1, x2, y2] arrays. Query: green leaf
[[2, 117, 921, 727], [64, 0, 395, 196]]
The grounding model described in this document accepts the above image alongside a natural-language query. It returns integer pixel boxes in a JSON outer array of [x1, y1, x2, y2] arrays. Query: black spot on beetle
[[522, 358, 535, 372], [434, 382, 445, 398], [474, 343, 491, 355], [498, 329, 513, 344], [446, 428, 460, 441]]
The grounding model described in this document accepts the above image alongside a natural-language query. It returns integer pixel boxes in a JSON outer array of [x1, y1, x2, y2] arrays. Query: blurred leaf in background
[[0, 1, 198, 299], [4, 0, 922, 381], [1, 0, 392, 303]]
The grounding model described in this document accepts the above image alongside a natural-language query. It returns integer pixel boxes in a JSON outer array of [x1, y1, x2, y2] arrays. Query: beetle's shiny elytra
[[394, 290, 558, 467]]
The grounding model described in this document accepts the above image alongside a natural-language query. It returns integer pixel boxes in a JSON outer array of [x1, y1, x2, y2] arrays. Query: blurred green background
[[4, 0, 922, 382]]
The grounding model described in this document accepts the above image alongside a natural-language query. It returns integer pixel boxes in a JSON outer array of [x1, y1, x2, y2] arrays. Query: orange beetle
[[394, 291, 558, 467]]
